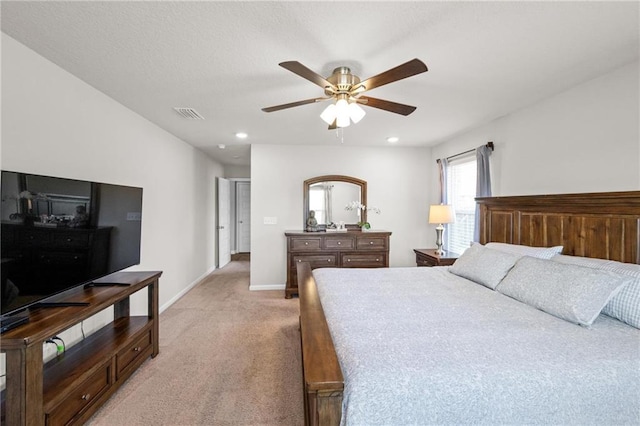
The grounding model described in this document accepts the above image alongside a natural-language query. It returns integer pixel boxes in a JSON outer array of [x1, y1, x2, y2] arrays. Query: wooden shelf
[[0, 271, 161, 426]]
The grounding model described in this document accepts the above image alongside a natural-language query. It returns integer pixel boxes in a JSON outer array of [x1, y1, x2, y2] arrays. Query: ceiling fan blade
[[262, 97, 328, 113], [358, 96, 417, 116], [355, 59, 427, 93], [279, 61, 336, 90]]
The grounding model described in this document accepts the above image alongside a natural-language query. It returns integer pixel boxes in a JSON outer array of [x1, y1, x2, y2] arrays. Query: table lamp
[[428, 204, 456, 255]]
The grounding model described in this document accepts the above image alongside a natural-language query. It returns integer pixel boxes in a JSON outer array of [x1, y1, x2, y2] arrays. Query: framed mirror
[[303, 175, 367, 231]]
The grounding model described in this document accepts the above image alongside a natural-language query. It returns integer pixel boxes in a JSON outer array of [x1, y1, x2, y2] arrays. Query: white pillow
[[497, 257, 631, 326], [551, 254, 640, 329], [449, 243, 520, 289], [486, 242, 563, 260]]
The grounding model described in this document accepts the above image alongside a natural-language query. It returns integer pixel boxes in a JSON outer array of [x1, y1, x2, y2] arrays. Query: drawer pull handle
[[376, 259, 380, 262], [370, 241, 374, 245], [67, 238, 72, 242], [298, 259, 301, 263], [327, 259, 331, 262], [347, 259, 351, 262], [304, 242, 309, 245], [337, 241, 341, 245], [81, 393, 90, 401], [134, 346, 141, 352]]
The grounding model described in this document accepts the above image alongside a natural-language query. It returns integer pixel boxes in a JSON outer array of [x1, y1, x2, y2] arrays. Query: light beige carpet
[[88, 260, 303, 425]]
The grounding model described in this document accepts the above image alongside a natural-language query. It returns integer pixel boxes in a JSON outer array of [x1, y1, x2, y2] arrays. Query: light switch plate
[[263, 216, 277, 225]]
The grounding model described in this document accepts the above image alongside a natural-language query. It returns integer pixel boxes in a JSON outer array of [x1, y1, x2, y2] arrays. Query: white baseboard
[[159, 265, 217, 313], [249, 284, 285, 291]]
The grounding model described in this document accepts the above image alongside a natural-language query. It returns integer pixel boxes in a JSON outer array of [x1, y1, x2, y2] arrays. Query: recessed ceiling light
[[386, 137, 399, 143], [235, 132, 248, 139], [218, 144, 226, 149]]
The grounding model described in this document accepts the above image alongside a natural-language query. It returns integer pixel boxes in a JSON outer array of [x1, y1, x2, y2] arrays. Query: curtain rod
[[436, 141, 494, 163]]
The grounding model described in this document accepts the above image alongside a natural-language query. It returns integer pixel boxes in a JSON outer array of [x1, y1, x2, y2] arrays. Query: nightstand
[[413, 249, 460, 267]]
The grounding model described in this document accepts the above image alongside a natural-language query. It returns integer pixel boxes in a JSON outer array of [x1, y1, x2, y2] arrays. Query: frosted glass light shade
[[320, 104, 337, 125], [321, 99, 366, 127], [335, 99, 350, 127], [348, 102, 366, 123], [428, 204, 456, 224]]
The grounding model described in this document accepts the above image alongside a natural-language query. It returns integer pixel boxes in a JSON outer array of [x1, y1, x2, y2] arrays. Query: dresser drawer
[[416, 256, 437, 267], [324, 236, 355, 250], [290, 237, 322, 252], [53, 232, 90, 248], [116, 330, 152, 379], [356, 236, 388, 251], [341, 253, 387, 268], [45, 362, 112, 426], [292, 254, 337, 269], [37, 251, 87, 266]]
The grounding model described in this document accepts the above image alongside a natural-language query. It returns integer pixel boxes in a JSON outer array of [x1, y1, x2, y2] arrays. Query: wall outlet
[[263, 216, 277, 225], [126, 212, 142, 221]]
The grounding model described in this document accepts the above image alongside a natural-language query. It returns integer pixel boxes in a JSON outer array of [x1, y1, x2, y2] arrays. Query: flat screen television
[[1, 170, 143, 331]]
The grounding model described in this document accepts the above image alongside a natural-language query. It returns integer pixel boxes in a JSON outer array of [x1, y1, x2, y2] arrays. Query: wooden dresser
[[285, 230, 391, 298]]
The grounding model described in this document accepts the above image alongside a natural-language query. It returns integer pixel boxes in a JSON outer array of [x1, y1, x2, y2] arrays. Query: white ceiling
[[2, 1, 638, 167]]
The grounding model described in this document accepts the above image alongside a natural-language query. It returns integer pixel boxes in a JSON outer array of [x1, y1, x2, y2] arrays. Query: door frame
[[229, 178, 251, 254]]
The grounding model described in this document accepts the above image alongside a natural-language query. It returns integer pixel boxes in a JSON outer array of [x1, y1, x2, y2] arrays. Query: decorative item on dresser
[[414, 248, 460, 267], [284, 230, 391, 298]]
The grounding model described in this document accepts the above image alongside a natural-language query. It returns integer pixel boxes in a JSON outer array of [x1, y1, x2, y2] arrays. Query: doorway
[[236, 181, 251, 253], [217, 177, 231, 268]]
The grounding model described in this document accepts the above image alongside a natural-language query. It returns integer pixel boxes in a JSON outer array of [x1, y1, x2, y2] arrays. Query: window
[[445, 157, 476, 254]]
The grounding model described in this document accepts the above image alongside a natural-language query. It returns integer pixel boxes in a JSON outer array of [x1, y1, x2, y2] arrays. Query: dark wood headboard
[[477, 191, 640, 264]]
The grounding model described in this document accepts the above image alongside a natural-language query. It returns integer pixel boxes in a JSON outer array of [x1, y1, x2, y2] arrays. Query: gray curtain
[[437, 158, 449, 204], [323, 184, 333, 224], [474, 145, 492, 241]]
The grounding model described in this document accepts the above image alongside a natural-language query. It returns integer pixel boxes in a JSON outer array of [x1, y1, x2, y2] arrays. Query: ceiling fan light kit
[[262, 59, 428, 129]]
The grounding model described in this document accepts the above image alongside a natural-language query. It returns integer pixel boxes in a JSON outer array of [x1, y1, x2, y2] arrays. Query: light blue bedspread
[[313, 267, 640, 425]]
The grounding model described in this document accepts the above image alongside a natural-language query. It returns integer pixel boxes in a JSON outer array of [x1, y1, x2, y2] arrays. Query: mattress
[[313, 266, 640, 425]]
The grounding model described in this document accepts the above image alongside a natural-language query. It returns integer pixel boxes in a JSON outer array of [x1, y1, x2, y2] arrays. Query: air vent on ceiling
[[173, 107, 205, 120]]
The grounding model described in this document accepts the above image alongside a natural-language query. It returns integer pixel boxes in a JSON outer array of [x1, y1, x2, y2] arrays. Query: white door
[[217, 178, 231, 268], [237, 181, 251, 253]]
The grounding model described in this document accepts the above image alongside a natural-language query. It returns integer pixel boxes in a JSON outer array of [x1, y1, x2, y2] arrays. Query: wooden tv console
[[0, 270, 162, 426]]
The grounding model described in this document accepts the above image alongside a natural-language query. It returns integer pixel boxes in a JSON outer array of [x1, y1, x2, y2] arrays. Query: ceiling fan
[[262, 59, 428, 129]]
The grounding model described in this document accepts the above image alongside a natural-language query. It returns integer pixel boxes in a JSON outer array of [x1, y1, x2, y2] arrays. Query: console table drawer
[[324, 236, 355, 250], [116, 329, 152, 379], [290, 238, 322, 251], [341, 253, 387, 267], [356, 236, 388, 250], [46, 362, 112, 426], [292, 254, 337, 269]]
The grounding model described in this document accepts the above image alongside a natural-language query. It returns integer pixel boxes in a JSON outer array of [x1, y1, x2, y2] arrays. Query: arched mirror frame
[[303, 175, 367, 230]]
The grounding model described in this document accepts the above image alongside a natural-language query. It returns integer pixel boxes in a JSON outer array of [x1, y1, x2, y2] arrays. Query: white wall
[[250, 144, 431, 290], [225, 165, 251, 178], [1, 34, 222, 357], [431, 61, 640, 199]]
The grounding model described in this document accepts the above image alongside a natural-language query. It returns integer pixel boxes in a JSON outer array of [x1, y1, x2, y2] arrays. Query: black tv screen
[[1, 170, 142, 318]]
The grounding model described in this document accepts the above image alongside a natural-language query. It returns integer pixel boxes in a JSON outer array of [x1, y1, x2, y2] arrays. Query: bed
[[297, 191, 640, 426]]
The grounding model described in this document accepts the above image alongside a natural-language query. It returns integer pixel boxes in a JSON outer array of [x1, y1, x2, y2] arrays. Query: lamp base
[[434, 225, 445, 256]]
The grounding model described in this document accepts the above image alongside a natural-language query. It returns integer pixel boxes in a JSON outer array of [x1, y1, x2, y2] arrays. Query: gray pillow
[[486, 242, 563, 260], [551, 254, 640, 329], [497, 256, 632, 326], [449, 243, 521, 289]]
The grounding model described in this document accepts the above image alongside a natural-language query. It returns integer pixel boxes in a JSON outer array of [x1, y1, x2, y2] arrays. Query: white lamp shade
[[335, 99, 350, 127], [428, 204, 456, 224], [320, 103, 337, 125], [348, 102, 366, 123]]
